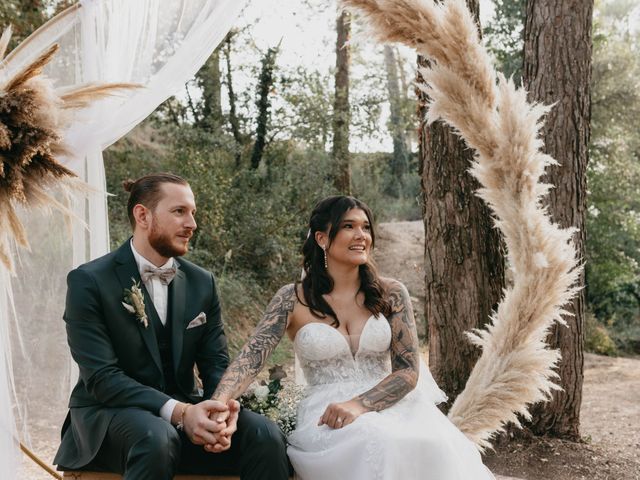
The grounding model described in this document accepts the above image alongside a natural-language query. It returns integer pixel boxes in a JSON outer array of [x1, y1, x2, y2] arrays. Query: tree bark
[[195, 47, 223, 134], [250, 46, 279, 170], [419, 0, 506, 407], [223, 34, 244, 167], [384, 45, 410, 196], [332, 10, 351, 194], [523, 0, 593, 440]]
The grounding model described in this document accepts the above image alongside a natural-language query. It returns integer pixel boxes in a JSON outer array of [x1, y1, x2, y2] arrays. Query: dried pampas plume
[[0, 26, 136, 272], [341, 0, 581, 450]]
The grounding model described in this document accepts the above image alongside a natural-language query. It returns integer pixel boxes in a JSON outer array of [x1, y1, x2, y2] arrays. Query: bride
[[211, 195, 494, 479]]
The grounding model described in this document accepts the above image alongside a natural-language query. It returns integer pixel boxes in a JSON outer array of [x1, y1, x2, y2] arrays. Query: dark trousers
[[85, 407, 290, 480]]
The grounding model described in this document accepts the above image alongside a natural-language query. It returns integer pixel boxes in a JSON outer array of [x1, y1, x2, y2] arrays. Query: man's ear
[[132, 204, 150, 230], [314, 231, 328, 250]]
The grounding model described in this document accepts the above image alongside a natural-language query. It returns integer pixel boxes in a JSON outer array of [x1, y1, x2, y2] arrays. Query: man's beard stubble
[[148, 222, 188, 259]]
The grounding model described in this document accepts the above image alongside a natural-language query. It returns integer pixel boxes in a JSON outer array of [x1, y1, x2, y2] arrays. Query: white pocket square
[[186, 312, 206, 329]]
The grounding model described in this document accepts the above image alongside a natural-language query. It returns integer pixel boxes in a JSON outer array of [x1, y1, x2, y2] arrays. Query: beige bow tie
[[141, 265, 177, 285]]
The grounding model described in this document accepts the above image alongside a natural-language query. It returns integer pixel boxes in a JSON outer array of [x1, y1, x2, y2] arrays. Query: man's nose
[[186, 214, 197, 230]]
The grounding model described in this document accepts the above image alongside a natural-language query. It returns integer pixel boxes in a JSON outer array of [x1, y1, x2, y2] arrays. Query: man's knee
[[134, 420, 181, 456], [239, 412, 287, 456], [122, 415, 182, 473]]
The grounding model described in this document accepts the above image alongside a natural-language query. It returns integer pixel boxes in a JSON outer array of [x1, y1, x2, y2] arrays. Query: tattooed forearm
[[356, 281, 419, 411], [212, 284, 296, 402]]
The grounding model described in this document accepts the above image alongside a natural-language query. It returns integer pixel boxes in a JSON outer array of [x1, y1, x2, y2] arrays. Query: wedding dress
[[287, 314, 495, 480]]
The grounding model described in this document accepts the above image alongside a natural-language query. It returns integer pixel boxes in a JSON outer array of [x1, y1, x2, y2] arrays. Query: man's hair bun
[[122, 179, 135, 192]]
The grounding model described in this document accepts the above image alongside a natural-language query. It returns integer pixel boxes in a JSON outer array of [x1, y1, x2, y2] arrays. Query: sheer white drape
[[0, 0, 246, 475]]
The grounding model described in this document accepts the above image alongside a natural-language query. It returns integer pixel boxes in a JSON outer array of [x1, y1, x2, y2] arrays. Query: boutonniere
[[122, 278, 148, 328]]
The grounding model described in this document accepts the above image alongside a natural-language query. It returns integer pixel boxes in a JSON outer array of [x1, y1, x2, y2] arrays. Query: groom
[[54, 173, 289, 479]]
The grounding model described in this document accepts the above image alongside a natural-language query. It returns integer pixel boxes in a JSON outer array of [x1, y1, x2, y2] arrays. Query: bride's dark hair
[[298, 195, 391, 327]]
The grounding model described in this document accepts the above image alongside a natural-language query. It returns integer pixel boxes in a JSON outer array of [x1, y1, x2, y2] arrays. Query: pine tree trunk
[[195, 48, 223, 134], [384, 45, 409, 197], [523, 0, 593, 440], [223, 34, 244, 168], [419, 0, 506, 406], [332, 10, 351, 194], [251, 46, 279, 170]]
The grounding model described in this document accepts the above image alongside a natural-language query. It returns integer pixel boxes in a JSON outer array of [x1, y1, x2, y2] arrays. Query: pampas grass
[[342, 0, 581, 450], [0, 27, 136, 272]]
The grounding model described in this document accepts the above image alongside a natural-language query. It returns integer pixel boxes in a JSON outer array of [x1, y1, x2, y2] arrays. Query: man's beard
[[149, 223, 188, 258]]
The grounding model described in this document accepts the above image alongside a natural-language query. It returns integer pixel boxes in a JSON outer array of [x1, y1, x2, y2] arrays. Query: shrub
[[585, 313, 617, 356]]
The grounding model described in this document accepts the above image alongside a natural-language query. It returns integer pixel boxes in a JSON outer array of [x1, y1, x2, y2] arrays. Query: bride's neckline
[[293, 314, 377, 360]]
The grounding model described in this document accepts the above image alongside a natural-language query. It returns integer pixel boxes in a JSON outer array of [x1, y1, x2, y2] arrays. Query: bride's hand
[[318, 399, 369, 429]]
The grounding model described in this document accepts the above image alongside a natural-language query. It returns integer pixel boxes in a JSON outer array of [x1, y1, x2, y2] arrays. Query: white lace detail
[[293, 315, 392, 386]]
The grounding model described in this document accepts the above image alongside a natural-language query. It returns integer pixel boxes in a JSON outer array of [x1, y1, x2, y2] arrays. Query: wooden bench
[[62, 473, 241, 480]]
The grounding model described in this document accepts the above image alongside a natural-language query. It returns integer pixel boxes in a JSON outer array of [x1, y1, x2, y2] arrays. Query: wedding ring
[[336, 417, 343, 424]]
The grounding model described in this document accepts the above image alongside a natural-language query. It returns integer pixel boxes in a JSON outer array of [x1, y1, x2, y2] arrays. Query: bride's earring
[[322, 246, 328, 269]]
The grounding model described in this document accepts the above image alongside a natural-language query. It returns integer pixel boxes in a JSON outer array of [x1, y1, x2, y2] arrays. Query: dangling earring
[[322, 246, 328, 269]]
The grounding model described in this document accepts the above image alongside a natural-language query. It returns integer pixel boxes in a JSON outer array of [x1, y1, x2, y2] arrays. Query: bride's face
[[326, 208, 372, 266]]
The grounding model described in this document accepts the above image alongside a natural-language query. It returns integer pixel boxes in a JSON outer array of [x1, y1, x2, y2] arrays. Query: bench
[[62, 473, 241, 480]]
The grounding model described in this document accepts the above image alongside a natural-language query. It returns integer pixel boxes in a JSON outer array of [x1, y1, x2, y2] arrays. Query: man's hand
[[204, 399, 240, 453], [177, 400, 228, 446]]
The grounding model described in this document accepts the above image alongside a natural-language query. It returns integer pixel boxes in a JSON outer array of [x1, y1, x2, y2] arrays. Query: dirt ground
[[17, 220, 640, 479], [375, 220, 640, 480]]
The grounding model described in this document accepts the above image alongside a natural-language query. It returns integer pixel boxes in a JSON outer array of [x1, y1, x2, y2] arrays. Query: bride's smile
[[325, 208, 372, 267]]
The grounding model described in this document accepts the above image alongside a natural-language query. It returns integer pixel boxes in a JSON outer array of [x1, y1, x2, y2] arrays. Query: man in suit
[[54, 172, 289, 480]]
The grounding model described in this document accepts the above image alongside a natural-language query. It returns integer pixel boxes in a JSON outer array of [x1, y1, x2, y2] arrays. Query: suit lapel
[[170, 264, 187, 371], [114, 241, 162, 374]]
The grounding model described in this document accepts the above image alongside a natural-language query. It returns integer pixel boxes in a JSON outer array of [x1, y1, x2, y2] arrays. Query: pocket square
[[186, 312, 207, 329]]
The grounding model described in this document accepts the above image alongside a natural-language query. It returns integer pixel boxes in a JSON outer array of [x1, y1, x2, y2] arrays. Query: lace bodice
[[293, 314, 392, 386]]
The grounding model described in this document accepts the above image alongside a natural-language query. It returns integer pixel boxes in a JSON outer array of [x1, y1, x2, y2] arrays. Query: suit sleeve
[[64, 268, 171, 413], [196, 273, 230, 399]]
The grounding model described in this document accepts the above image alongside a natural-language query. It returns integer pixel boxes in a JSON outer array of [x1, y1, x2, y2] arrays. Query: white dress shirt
[[130, 240, 178, 422]]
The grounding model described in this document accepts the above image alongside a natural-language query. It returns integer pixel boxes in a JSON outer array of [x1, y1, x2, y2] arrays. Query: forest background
[[2, 0, 639, 474], [2, 0, 638, 359]]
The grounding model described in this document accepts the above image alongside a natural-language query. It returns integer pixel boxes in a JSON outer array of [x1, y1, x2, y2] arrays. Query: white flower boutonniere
[[122, 278, 148, 328]]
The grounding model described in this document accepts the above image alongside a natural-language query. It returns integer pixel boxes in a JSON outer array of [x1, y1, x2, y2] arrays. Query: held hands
[[204, 399, 240, 453], [179, 400, 228, 447], [318, 398, 369, 429], [176, 399, 239, 452]]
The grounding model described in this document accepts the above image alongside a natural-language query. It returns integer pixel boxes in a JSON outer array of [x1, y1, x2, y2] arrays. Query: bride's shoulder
[[270, 283, 298, 303], [379, 277, 408, 293], [379, 277, 411, 310]]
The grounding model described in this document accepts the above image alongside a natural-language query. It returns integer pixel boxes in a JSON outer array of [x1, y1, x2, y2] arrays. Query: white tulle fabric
[[288, 314, 495, 480], [0, 1, 245, 475]]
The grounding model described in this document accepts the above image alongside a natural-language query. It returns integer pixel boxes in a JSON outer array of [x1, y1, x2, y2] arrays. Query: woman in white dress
[[212, 195, 494, 479]]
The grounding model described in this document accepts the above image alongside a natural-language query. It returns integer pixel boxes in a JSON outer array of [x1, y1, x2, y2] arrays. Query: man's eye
[[175, 209, 183, 214]]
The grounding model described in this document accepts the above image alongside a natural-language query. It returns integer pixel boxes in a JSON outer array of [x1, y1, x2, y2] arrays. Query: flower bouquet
[[240, 365, 305, 435]]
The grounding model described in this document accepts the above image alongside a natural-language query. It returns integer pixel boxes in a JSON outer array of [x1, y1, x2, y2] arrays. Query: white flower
[[254, 385, 270, 403], [245, 381, 260, 397]]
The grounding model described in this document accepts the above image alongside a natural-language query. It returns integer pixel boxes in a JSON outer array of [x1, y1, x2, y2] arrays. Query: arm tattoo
[[356, 281, 419, 411], [212, 284, 296, 401]]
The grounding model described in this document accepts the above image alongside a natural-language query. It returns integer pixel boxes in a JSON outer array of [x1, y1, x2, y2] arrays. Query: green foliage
[[352, 152, 422, 222], [585, 0, 640, 351], [276, 68, 333, 150], [585, 312, 618, 356], [0, 0, 73, 50], [483, 0, 525, 84], [105, 122, 336, 288]]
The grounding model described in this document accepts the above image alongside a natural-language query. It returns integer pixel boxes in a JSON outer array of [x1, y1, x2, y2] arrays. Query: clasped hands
[[176, 399, 240, 453]]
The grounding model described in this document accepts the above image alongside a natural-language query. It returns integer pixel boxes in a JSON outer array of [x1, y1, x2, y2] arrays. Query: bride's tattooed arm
[[356, 280, 419, 411], [212, 283, 296, 402]]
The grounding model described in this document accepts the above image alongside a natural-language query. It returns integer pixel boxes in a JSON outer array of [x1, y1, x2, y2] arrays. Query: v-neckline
[[295, 314, 376, 360]]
